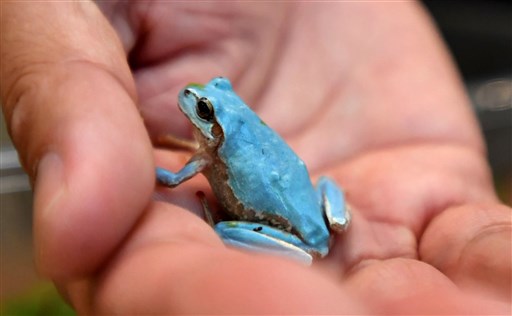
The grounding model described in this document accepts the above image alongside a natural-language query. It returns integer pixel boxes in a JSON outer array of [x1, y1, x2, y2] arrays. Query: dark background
[[423, 0, 512, 201]]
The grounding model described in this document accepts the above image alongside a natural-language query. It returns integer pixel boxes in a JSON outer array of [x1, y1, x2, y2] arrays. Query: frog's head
[[178, 77, 240, 147]]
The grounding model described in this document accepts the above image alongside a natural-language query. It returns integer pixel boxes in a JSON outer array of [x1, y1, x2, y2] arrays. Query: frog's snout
[[178, 88, 195, 116], [180, 87, 199, 101]]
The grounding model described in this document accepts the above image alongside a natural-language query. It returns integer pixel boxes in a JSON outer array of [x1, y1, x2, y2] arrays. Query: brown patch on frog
[[211, 123, 223, 138], [309, 250, 323, 259], [202, 152, 302, 237]]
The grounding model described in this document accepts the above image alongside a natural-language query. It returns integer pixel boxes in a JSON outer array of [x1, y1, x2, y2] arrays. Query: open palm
[[2, 1, 509, 314]]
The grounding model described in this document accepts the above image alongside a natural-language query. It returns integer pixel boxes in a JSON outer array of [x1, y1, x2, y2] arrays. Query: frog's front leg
[[316, 176, 351, 232], [214, 221, 314, 265], [156, 154, 210, 188]]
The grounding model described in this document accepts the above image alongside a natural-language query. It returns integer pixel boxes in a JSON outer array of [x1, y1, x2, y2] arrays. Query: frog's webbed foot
[[214, 221, 314, 265], [156, 155, 210, 188], [316, 176, 351, 233]]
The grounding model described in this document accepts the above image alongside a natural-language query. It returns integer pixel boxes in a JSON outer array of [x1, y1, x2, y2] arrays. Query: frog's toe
[[317, 176, 351, 233]]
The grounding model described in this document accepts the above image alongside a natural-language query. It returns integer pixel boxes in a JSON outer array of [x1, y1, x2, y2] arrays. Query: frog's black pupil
[[197, 99, 212, 120]]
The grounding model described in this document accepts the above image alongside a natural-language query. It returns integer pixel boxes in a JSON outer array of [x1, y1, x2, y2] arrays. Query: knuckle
[[2, 63, 48, 174]]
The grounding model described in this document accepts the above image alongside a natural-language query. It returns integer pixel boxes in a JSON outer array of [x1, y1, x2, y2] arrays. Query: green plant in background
[[1, 282, 74, 316]]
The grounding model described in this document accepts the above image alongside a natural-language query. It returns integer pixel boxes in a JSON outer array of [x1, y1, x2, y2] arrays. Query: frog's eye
[[196, 97, 214, 121]]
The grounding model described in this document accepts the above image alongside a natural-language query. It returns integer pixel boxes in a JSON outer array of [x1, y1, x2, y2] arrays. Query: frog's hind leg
[[195, 193, 314, 264], [316, 176, 351, 233], [214, 221, 314, 265], [194, 193, 313, 263]]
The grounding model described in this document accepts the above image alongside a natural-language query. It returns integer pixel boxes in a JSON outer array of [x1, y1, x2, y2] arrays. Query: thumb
[[1, 2, 154, 280]]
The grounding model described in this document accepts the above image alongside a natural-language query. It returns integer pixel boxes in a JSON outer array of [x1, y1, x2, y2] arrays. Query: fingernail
[[34, 152, 66, 219], [33, 152, 66, 273]]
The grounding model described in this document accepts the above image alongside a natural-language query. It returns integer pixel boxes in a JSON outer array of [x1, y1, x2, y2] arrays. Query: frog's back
[[216, 106, 329, 247]]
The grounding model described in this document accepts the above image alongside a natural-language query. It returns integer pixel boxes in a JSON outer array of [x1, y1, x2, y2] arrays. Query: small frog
[[157, 77, 350, 264]]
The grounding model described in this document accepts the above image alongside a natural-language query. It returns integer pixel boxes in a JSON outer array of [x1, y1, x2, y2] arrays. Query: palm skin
[[1, 1, 510, 314]]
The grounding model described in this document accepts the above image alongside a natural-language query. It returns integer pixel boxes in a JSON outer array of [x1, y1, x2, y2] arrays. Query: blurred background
[[1, 1, 511, 314], [424, 0, 511, 203]]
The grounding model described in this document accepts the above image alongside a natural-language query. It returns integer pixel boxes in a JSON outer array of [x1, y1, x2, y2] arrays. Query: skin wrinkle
[[124, 4, 290, 140], [287, 74, 348, 151], [343, 137, 488, 168], [128, 3, 236, 68], [274, 4, 371, 141], [328, 143, 496, 278], [457, 225, 512, 301], [336, 142, 495, 211], [6, 60, 137, 176], [234, 4, 295, 109], [275, 4, 483, 171], [6, 70, 54, 175], [1, 60, 49, 124], [257, 9, 342, 137], [223, 9, 287, 103], [370, 221, 416, 259], [421, 205, 512, 302], [3, 4, 135, 155], [123, 1, 150, 54], [453, 223, 512, 273], [243, 4, 294, 111], [5, 3, 131, 80], [346, 257, 461, 303], [127, 5, 170, 69], [298, 73, 485, 164], [417, 204, 512, 303], [420, 206, 486, 267], [132, 5, 281, 95], [344, 219, 418, 275]]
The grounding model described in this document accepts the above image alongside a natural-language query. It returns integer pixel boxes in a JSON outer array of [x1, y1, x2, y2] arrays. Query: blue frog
[[157, 77, 350, 264]]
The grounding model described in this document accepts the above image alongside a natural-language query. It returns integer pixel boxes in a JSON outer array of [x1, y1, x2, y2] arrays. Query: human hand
[[1, 1, 510, 314]]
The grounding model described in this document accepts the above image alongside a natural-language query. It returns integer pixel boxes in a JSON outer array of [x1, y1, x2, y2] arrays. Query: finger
[[326, 145, 496, 273], [1, 2, 154, 280], [345, 258, 509, 314], [420, 203, 512, 302], [325, 205, 418, 275], [84, 201, 366, 314]]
